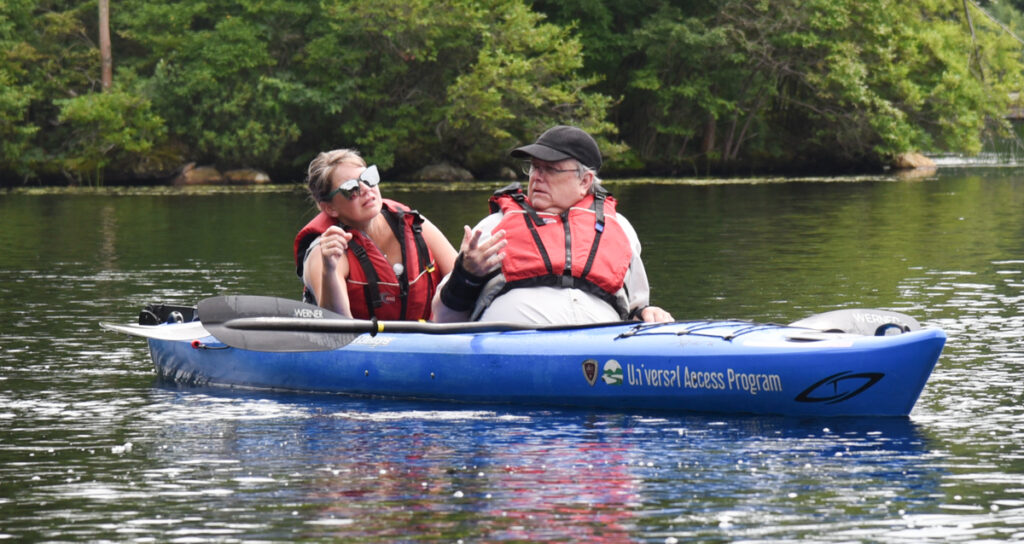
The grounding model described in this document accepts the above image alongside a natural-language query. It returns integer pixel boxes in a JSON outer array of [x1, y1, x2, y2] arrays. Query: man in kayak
[[294, 149, 457, 320], [431, 125, 673, 325]]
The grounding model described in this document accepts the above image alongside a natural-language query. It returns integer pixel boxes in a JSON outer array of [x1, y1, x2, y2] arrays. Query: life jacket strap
[[511, 192, 555, 276], [408, 212, 435, 320], [580, 188, 607, 281], [382, 208, 411, 318], [498, 276, 628, 319], [349, 243, 382, 318]]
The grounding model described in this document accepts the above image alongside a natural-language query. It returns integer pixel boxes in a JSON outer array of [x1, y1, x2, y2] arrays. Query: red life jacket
[[488, 184, 632, 317], [292, 199, 441, 320]]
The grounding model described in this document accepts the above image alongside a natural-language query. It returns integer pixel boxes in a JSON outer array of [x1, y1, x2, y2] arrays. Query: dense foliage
[[2, 0, 1023, 184], [537, 0, 1024, 174]]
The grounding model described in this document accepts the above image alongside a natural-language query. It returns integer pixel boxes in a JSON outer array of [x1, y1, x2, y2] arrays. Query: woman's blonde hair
[[306, 149, 367, 201]]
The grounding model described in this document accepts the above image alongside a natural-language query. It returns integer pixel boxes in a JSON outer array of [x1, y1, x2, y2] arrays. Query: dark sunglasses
[[323, 165, 381, 200]]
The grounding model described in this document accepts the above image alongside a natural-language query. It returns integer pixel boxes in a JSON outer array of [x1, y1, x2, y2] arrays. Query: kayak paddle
[[197, 295, 619, 352]]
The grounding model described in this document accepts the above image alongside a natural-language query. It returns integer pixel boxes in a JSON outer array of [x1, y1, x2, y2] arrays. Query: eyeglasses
[[521, 161, 580, 178], [323, 165, 381, 200]]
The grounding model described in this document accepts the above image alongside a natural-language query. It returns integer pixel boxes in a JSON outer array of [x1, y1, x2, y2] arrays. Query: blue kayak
[[104, 296, 946, 417]]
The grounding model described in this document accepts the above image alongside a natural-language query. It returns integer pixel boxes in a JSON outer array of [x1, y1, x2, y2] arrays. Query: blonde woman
[[294, 149, 457, 320]]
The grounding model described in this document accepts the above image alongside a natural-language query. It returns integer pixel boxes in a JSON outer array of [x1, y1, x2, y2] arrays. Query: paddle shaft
[[223, 316, 609, 335], [196, 295, 629, 352]]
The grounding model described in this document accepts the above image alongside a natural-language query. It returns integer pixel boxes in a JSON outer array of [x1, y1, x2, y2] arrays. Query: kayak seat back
[[789, 309, 921, 336], [139, 303, 198, 325]]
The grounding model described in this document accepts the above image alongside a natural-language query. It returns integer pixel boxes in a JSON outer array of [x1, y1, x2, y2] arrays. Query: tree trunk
[[962, 0, 984, 81], [700, 114, 716, 154], [99, 0, 112, 90]]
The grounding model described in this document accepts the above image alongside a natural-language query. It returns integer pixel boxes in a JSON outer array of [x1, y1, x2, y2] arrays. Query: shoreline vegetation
[[1, 151, 941, 189], [2, 165, 949, 197], [3, 0, 1023, 187]]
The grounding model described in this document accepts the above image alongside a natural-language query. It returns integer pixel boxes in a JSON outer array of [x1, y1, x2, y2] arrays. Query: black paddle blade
[[198, 295, 359, 352]]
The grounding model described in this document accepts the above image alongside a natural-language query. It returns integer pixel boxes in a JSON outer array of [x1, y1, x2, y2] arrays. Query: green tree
[[297, 0, 614, 175], [0, 0, 173, 184], [116, 0, 310, 170], [114, 0, 612, 178], [7, 0, 1023, 183], [440, 0, 619, 172], [751, 0, 1023, 167], [55, 87, 165, 185], [0, 51, 41, 180], [1, 0, 97, 181], [536, 0, 1024, 173]]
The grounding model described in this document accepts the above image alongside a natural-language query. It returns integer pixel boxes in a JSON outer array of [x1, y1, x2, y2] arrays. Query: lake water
[[1, 167, 1022, 542]]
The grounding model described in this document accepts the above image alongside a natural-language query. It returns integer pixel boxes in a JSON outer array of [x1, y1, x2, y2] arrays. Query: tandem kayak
[[102, 296, 946, 417]]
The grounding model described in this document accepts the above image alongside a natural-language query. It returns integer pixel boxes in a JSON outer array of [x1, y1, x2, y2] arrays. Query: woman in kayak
[[294, 149, 457, 320]]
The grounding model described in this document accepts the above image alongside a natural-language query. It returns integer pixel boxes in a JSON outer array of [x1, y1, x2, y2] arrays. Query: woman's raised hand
[[319, 225, 354, 270]]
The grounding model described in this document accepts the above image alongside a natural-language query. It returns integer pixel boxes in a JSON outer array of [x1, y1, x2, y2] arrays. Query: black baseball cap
[[510, 125, 602, 170]]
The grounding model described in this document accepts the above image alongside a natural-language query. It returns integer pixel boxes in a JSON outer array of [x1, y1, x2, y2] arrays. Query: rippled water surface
[[1, 168, 1023, 542]]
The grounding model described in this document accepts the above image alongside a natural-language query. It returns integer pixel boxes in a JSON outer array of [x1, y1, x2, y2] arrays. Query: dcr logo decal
[[582, 359, 598, 386], [581, 359, 625, 386], [795, 371, 884, 404]]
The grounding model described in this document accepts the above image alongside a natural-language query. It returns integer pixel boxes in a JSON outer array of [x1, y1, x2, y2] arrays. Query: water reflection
[[108, 389, 944, 541]]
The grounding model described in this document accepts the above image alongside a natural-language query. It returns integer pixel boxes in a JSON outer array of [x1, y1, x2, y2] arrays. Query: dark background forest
[[3, 0, 1024, 185]]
